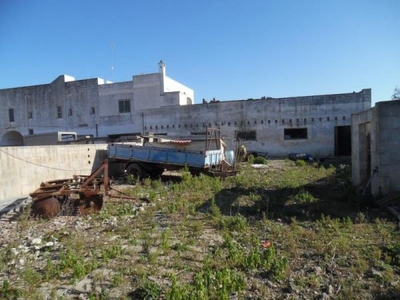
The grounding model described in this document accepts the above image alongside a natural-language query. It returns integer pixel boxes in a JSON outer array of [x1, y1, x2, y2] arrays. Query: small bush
[[291, 190, 318, 204], [135, 280, 162, 299], [248, 154, 255, 163], [253, 156, 268, 164], [295, 159, 306, 167]]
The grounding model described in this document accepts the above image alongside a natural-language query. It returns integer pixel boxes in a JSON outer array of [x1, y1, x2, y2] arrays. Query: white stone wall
[[0, 144, 107, 201], [142, 89, 371, 157]]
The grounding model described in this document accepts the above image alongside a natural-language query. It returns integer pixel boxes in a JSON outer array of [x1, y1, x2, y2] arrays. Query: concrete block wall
[[372, 101, 400, 195], [352, 100, 400, 196], [0, 144, 107, 201]]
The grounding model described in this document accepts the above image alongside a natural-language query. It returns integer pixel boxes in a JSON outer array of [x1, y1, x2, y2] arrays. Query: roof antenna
[[110, 43, 115, 82]]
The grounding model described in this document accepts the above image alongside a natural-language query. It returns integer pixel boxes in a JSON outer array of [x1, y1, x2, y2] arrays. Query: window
[[236, 130, 256, 141], [9, 109, 14, 122], [91, 107, 95, 114], [29, 129, 34, 135], [284, 128, 308, 140], [57, 106, 63, 118], [28, 112, 33, 119], [68, 109, 73, 116], [118, 99, 131, 113]]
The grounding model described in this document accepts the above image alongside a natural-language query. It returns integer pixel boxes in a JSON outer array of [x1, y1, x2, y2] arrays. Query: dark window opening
[[57, 106, 63, 118], [28, 112, 33, 119], [9, 109, 15, 122], [118, 99, 131, 113], [91, 107, 95, 114], [236, 130, 256, 141], [29, 129, 34, 135], [284, 128, 308, 140], [68, 109, 73, 116]]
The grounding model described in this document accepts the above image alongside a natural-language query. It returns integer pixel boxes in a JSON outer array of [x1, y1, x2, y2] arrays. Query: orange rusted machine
[[30, 160, 110, 219]]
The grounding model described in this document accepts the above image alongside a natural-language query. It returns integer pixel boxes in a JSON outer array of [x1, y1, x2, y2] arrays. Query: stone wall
[[352, 100, 400, 195], [0, 144, 108, 201], [141, 89, 371, 157]]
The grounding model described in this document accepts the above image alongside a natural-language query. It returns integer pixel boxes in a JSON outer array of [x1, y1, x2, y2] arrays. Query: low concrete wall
[[0, 144, 108, 201]]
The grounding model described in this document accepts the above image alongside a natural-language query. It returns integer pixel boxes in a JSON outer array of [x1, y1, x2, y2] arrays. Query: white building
[[1, 61, 371, 157], [0, 61, 193, 145]]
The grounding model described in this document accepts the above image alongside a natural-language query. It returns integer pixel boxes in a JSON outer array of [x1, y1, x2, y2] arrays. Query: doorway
[[334, 126, 351, 156]]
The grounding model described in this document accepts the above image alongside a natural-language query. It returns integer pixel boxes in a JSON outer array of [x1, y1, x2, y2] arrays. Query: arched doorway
[[1, 131, 24, 146]]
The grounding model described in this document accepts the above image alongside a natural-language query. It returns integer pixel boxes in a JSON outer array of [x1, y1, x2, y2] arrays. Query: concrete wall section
[[352, 100, 400, 196], [372, 101, 400, 195], [0, 144, 107, 200], [164, 76, 194, 105], [142, 89, 371, 157], [351, 109, 373, 187]]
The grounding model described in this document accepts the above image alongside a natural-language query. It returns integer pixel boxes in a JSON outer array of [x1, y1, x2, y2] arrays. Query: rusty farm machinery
[[29, 159, 131, 219]]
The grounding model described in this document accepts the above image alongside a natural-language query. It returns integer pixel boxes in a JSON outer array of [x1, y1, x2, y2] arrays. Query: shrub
[[253, 156, 268, 164], [248, 154, 255, 163], [295, 159, 306, 167]]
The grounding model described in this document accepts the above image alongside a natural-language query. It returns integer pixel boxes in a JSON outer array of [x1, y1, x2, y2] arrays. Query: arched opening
[[1, 131, 24, 146], [186, 97, 193, 105]]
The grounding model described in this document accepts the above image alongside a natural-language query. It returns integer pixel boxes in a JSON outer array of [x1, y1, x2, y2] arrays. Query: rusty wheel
[[31, 197, 61, 219], [76, 195, 103, 215]]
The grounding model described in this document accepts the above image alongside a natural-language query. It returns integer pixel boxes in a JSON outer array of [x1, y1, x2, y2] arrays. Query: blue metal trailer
[[107, 128, 237, 180]]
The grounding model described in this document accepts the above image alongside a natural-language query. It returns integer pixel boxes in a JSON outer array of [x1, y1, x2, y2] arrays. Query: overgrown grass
[[1, 160, 399, 299]]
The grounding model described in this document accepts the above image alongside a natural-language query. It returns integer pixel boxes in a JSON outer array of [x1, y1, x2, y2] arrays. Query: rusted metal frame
[[79, 159, 109, 192]]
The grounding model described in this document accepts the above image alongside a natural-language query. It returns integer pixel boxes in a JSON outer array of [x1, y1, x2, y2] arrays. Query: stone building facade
[[1, 61, 371, 157]]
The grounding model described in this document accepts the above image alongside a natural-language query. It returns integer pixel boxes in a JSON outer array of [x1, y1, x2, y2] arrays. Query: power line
[[0, 148, 89, 173]]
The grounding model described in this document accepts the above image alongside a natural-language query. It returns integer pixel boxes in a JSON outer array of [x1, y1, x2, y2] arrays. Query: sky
[[0, 0, 399, 106]]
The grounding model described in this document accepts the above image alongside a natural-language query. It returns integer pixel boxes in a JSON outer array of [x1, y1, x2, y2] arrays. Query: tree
[[392, 86, 400, 100]]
